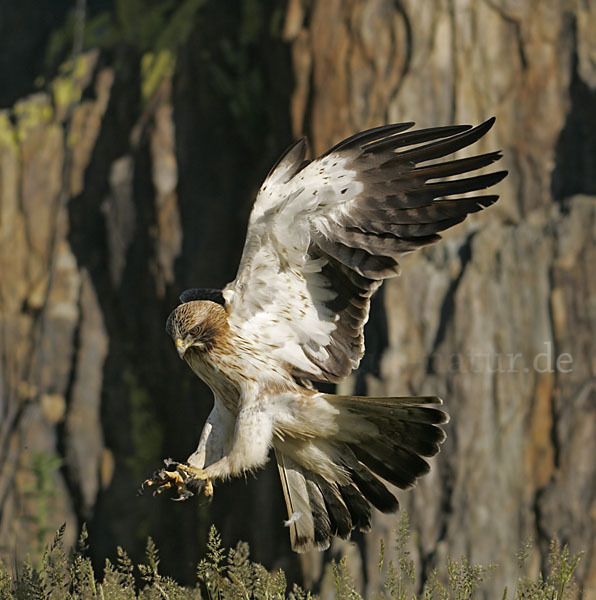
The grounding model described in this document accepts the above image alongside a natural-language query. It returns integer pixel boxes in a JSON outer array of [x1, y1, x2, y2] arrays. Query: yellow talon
[[141, 461, 213, 500], [176, 463, 213, 496]]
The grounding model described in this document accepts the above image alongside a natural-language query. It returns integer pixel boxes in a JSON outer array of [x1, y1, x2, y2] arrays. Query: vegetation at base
[[22, 452, 65, 566], [0, 515, 583, 599]]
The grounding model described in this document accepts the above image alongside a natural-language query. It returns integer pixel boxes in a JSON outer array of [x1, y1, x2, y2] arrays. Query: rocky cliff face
[[0, 1, 594, 596], [283, 1, 596, 594]]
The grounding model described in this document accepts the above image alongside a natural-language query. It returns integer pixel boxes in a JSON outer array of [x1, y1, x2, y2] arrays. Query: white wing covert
[[223, 119, 506, 383]]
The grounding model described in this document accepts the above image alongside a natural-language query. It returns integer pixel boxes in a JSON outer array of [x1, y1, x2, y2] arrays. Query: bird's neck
[[185, 348, 241, 413], [185, 333, 298, 409]]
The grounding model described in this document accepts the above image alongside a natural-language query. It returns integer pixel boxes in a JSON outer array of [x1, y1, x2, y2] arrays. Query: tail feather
[[360, 403, 448, 423], [315, 477, 353, 538], [333, 394, 448, 425], [305, 478, 332, 546], [275, 451, 324, 552], [338, 484, 372, 531], [351, 442, 430, 489], [333, 394, 442, 407], [345, 454, 400, 512], [275, 394, 447, 552]]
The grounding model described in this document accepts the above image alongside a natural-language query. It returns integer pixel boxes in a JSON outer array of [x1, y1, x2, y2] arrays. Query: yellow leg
[[142, 461, 213, 499], [177, 463, 213, 497], [177, 463, 208, 479]]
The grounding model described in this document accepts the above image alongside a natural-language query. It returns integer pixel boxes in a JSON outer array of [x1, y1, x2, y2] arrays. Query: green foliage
[[383, 511, 416, 599], [197, 525, 291, 599], [444, 556, 495, 600], [21, 452, 64, 564], [375, 512, 579, 600], [357, 511, 497, 600], [112, 0, 204, 54], [4, 526, 202, 600], [44, 0, 205, 102], [0, 519, 583, 600], [47, 0, 204, 62], [331, 558, 362, 600], [511, 537, 583, 600]]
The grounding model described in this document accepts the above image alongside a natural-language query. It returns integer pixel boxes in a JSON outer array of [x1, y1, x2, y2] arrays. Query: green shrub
[[0, 516, 582, 599]]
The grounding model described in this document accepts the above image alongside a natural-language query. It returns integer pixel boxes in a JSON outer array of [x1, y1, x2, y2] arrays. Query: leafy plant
[[512, 537, 583, 600], [197, 525, 291, 599], [20, 452, 64, 565], [383, 511, 417, 599], [0, 517, 583, 599]]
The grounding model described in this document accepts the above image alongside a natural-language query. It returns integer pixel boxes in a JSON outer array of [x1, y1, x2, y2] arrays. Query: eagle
[[143, 118, 506, 552]]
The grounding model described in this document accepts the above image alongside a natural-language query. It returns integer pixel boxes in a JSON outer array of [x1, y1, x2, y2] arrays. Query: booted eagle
[[144, 118, 506, 552]]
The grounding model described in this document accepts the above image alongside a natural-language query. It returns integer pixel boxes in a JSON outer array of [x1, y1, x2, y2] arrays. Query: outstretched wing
[[223, 118, 507, 383]]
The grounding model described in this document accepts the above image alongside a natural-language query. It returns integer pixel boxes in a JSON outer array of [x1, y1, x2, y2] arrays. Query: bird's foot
[[140, 459, 213, 501]]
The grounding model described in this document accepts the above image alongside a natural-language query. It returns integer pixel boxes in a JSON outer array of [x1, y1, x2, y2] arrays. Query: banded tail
[[275, 395, 447, 552]]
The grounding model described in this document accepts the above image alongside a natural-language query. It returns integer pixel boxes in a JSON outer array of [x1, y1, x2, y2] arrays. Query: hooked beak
[[175, 338, 191, 359]]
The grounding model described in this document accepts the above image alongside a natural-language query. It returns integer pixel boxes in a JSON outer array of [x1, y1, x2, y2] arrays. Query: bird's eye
[[189, 326, 201, 337]]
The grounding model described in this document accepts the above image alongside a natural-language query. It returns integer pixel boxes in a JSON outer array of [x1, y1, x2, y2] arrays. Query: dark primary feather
[[361, 123, 472, 153], [321, 122, 415, 157], [392, 118, 496, 163]]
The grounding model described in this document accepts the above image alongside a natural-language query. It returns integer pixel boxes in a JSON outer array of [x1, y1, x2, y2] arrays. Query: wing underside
[[225, 118, 507, 383]]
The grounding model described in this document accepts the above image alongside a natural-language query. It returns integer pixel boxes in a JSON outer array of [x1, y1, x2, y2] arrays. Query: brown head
[[166, 300, 228, 359]]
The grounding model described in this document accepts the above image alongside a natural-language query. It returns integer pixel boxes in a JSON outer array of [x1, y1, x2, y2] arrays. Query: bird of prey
[[143, 118, 506, 552]]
